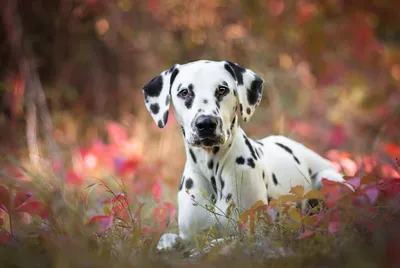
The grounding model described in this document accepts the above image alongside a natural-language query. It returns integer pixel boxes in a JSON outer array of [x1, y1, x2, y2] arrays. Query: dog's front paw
[[157, 233, 180, 250]]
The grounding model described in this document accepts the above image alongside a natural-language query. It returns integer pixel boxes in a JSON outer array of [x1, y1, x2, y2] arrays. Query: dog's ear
[[223, 61, 264, 122], [142, 64, 180, 128]]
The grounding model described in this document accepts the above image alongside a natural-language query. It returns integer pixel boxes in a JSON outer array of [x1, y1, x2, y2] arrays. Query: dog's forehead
[[175, 61, 233, 89]]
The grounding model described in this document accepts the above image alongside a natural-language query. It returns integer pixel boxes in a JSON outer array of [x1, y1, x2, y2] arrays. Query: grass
[[1, 163, 400, 268]]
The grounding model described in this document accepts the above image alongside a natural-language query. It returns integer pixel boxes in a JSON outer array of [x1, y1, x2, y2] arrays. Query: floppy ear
[[142, 64, 180, 128], [223, 61, 264, 122]]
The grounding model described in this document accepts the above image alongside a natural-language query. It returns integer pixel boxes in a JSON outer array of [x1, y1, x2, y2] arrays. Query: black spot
[[198, 109, 203, 113], [168, 64, 177, 73], [225, 61, 245, 85], [228, 143, 232, 147], [143, 75, 163, 97], [265, 183, 268, 189], [185, 178, 193, 190], [255, 148, 260, 159], [233, 90, 237, 97], [150, 103, 160, 114], [203, 99, 208, 104], [226, 193, 232, 202], [211, 176, 217, 194], [208, 159, 214, 169], [293, 156, 301, 165], [267, 195, 273, 203], [275, 142, 293, 154], [247, 158, 255, 168], [165, 95, 170, 106], [247, 76, 263, 105], [157, 120, 163, 128], [169, 68, 179, 91], [179, 176, 185, 191], [246, 107, 251, 115], [181, 126, 185, 137], [162, 111, 169, 126], [230, 116, 236, 130], [211, 194, 216, 204], [236, 156, 245, 165], [184, 92, 195, 109], [215, 101, 220, 109], [243, 135, 257, 160], [220, 178, 225, 199], [213, 146, 220, 154], [311, 172, 318, 180], [272, 173, 278, 185], [308, 168, 312, 176], [262, 171, 265, 179], [240, 104, 243, 113], [189, 149, 197, 163], [224, 63, 236, 82], [227, 129, 230, 136], [188, 83, 194, 90], [215, 162, 220, 173], [256, 141, 264, 147]]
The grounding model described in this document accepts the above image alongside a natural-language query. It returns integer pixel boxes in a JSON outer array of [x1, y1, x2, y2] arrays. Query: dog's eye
[[216, 86, 229, 95], [178, 89, 189, 98]]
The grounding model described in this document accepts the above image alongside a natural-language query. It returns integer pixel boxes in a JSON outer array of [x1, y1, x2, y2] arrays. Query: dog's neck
[[184, 114, 243, 174]]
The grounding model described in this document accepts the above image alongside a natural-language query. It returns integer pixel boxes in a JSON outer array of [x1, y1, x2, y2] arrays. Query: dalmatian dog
[[142, 60, 345, 250]]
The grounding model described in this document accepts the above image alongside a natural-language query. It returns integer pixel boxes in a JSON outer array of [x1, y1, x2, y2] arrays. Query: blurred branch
[[2, 0, 64, 179]]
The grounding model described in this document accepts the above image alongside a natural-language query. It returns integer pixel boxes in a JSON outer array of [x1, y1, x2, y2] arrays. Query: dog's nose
[[195, 116, 218, 134]]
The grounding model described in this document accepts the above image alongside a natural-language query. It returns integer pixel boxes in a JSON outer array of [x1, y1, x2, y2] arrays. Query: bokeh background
[[1, 0, 399, 192]]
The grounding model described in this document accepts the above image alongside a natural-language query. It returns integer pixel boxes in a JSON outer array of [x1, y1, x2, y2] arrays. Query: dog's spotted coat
[[142, 60, 345, 249]]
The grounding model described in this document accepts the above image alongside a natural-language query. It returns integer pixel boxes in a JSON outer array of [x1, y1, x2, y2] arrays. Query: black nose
[[195, 116, 218, 134]]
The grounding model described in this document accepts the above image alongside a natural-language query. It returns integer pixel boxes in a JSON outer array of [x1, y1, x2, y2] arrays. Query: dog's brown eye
[[178, 89, 189, 98], [217, 86, 228, 95]]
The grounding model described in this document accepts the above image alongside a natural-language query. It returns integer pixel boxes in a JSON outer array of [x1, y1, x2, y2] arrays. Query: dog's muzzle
[[192, 115, 223, 147]]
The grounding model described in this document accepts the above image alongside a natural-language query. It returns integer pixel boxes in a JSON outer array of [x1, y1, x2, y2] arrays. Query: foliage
[[1, 0, 400, 267]]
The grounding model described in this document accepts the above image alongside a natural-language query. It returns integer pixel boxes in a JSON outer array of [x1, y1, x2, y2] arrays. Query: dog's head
[[143, 60, 264, 148]]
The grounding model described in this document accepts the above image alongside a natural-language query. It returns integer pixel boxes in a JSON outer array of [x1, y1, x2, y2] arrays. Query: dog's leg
[[157, 168, 218, 250]]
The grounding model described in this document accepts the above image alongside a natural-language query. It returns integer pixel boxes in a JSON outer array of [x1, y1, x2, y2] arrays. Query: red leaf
[[141, 227, 158, 234], [14, 192, 32, 209], [299, 230, 314, 239], [152, 182, 162, 203], [88, 215, 114, 229], [111, 201, 129, 215], [267, 0, 285, 16], [117, 158, 139, 175], [345, 177, 361, 190], [384, 143, 400, 158], [106, 122, 128, 145], [328, 221, 341, 233], [153, 204, 167, 231], [162, 201, 177, 223], [0, 186, 10, 213], [363, 186, 379, 204], [66, 171, 83, 185], [16, 201, 48, 218], [102, 194, 128, 205], [0, 232, 12, 245]]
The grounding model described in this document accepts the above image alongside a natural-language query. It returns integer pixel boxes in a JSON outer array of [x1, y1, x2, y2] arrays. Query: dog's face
[[143, 60, 264, 148]]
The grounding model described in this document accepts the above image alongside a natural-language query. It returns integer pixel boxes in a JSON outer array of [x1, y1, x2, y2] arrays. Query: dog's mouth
[[190, 135, 225, 148]]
